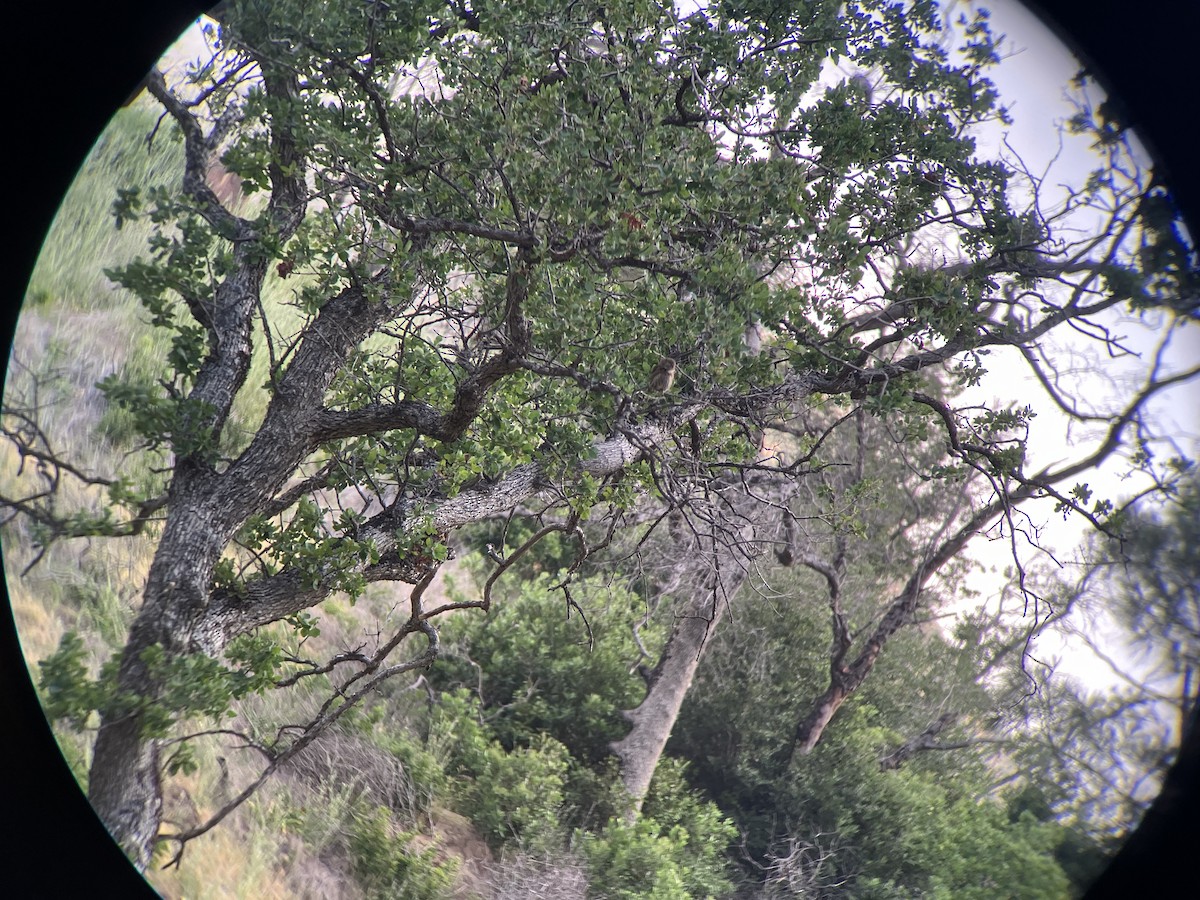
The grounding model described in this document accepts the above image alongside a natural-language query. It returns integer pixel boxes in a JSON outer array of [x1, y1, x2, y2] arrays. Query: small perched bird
[[848, 72, 875, 106], [647, 356, 677, 393]]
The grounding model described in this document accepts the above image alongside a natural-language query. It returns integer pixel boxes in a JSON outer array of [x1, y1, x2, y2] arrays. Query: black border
[[3, 1, 1197, 895], [4, 6, 207, 894]]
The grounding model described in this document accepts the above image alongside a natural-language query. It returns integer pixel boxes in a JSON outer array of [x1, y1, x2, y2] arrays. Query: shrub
[[431, 573, 657, 765], [579, 819, 692, 900], [579, 759, 736, 900], [348, 805, 457, 899], [435, 689, 571, 852]]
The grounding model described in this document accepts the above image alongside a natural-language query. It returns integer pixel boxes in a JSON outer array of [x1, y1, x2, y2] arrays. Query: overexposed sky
[[984, 0, 1198, 435]]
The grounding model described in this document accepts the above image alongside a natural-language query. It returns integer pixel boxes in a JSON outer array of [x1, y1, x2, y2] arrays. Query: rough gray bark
[[86, 322, 705, 869], [86, 53, 345, 868], [13, 1, 1187, 874]]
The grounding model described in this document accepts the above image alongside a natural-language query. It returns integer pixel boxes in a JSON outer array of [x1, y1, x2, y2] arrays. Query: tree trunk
[[610, 498, 756, 816], [790, 684, 849, 757], [88, 718, 162, 871], [89, 608, 198, 868], [610, 589, 723, 815], [87, 476, 232, 868]]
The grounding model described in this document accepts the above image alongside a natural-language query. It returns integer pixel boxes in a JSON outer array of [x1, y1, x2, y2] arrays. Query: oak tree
[[4, 0, 1197, 872]]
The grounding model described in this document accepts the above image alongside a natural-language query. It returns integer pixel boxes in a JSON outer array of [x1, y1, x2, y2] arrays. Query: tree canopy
[[3, 0, 1198, 885]]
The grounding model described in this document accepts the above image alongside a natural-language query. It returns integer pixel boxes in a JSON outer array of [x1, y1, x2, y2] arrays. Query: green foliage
[[260, 496, 380, 598], [37, 632, 117, 730], [97, 373, 219, 460], [579, 772, 737, 900], [579, 820, 693, 900], [374, 729, 449, 813], [639, 758, 739, 898], [37, 627, 291, 742], [1007, 785, 1111, 897], [433, 689, 570, 852], [347, 805, 458, 899], [668, 564, 1069, 895], [11, 0, 1195, 889], [429, 675, 736, 889], [432, 573, 656, 765], [229, 498, 395, 601], [772, 719, 1068, 898], [919, 806, 1070, 900], [1051, 827, 1113, 898]]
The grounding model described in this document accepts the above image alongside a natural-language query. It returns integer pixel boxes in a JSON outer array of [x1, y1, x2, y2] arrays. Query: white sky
[[983, 0, 1198, 433], [965, 0, 1197, 510], [959, 1, 1198, 685]]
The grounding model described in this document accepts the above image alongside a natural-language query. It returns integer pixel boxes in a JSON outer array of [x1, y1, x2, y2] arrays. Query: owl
[[647, 356, 677, 393]]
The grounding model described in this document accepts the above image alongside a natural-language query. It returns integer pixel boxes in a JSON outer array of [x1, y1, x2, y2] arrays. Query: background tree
[[997, 471, 1200, 855], [3, 0, 1197, 877], [657, 413, 1082, 895], [1076, 471, 1199, 737]]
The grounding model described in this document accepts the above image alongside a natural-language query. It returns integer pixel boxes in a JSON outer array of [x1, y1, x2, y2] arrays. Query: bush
[[579, 819, 693, 900], [579, 759, 736, 900], [431, 573, 657, 765], [641, 758, 737, 897], [348, 805, 458, 899], [464, 733, 572, 852], [435, 689, 571, 852]]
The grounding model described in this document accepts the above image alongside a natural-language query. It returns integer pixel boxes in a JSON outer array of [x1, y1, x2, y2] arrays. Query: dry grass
[[149, 820, 303, 900], [147, 734, 367, 900], [483, 851, 589, 900], [285, 732, 423, 816]]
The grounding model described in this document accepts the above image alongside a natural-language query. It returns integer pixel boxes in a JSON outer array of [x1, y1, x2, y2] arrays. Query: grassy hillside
[[5, 97, 680, 900]]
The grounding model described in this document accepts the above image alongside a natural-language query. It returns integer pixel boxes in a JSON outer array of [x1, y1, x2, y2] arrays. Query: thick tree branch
[[878, 712, 960, 770], [143, 69, 254, 244]]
